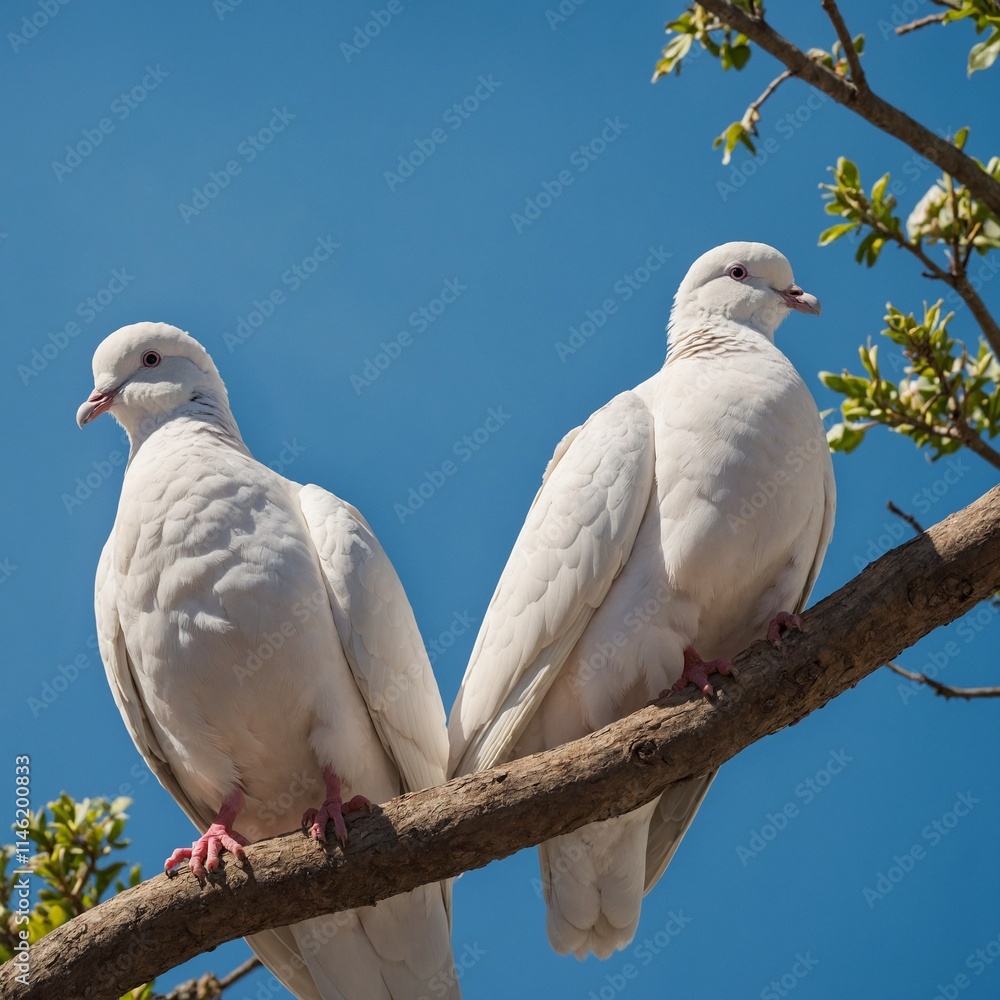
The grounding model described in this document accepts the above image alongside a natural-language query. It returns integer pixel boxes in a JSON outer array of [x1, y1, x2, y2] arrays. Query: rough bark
[[695, 0, 1000, 219], [5, 484, 1000, 1000]]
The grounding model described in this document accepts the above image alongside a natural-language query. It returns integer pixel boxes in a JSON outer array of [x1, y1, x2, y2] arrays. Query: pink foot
[[302, 768, 372, 845], [164, 791, 250, 877], [669, 645, 733, 698], [767, 611, 802, 645]]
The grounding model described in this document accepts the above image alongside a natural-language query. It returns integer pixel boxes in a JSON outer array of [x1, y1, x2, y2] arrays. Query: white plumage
[[79, 322, 459, 1000], [448, 242, 835, 959]]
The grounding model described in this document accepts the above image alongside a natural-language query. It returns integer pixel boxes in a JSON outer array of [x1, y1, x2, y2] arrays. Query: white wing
[[795, 453, 836, 613], [298, 484, 449, 796], [448, 391, 655, 776]]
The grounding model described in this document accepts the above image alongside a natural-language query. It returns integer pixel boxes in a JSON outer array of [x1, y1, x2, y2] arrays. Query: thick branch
[[5, 484, 1000, 1000], [695, 0, 1000, 218]]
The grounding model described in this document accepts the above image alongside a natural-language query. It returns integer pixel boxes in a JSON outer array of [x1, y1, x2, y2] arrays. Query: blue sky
[[3, 2, 999, 997]]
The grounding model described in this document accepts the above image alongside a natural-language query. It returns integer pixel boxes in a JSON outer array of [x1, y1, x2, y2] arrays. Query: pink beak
[[76, 389, 116, 427], [780, 284, 821, 316]]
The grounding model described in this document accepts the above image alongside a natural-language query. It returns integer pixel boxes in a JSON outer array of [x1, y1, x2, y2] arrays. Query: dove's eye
[[141, 351, 162, 368], [727, 265, 748, 281]]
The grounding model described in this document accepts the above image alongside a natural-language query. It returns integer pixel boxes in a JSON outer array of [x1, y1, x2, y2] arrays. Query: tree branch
[[895, 12, 949, 36], [886, 660, 1000, 700], [886, 500, 925, 535], [820, 0, 866, 90], [5, 484, 1000, 1000], [694, 0, 1000, 218], [747, 69, 794, 128]]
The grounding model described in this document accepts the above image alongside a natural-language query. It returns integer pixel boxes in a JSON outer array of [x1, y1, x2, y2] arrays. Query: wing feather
[[448, 391, 655, 776], [298, 485, 448, 796]]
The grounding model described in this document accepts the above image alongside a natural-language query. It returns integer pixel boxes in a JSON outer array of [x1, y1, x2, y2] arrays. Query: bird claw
[[670, 646, 733, 698], [767, 611, 802, 645], [164, 821, 250, 877], [303, 769, 372, 844]]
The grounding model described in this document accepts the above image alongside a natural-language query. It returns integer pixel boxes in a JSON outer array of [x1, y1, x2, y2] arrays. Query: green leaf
[[837, 157, 860, 189], [729, 41, 752, 69], [968, 29, 1000, 73], [818, 221, 858, 245]]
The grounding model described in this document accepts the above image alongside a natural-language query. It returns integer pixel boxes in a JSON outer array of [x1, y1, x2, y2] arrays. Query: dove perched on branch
[[448, 243, 835, 959], [78, 322, 459, 1000]]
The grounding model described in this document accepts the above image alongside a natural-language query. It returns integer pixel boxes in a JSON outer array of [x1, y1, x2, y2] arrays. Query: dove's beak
[[779, 284, 821, 316], [77, 389, 116, 427]]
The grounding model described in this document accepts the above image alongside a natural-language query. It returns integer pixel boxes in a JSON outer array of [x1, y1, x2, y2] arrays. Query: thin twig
[[886, 661, 1000, 700], [157, 956, 261, 999], [887, 501, 925, 535], [746, 69, 794, 128], [821, 0, 867, 90], [218, 957, 262, 990], [896, 12, 948, 35]]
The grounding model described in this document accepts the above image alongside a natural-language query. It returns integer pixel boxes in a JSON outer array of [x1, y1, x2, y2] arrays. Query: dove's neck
[[666, 307, 777, 363], [120, 385, 247, 461]]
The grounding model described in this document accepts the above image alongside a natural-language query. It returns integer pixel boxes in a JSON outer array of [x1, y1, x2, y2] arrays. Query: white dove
[[448, 242, 835, 959], [78, 322, 459, 1000]]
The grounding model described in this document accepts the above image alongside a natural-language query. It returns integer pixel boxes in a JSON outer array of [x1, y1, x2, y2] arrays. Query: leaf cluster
[[1, 794, 152, 999], [821, 302, 1000, 457]]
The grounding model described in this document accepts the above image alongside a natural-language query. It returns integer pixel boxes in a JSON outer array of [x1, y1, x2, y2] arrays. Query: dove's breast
[[110, 424, 395, 836]]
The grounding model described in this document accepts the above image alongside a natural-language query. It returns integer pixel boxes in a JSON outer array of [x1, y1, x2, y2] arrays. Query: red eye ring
[[141, 350, 161, 368], [727, 264, 748, 281]]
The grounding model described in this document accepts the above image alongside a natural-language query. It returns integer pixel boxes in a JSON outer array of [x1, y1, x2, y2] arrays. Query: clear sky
[[3, 2, 999, 998]]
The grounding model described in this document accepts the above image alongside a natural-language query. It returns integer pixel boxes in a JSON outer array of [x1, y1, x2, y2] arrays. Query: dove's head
[[77, 322, 233, 442], [668, 242, 820, 345]]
